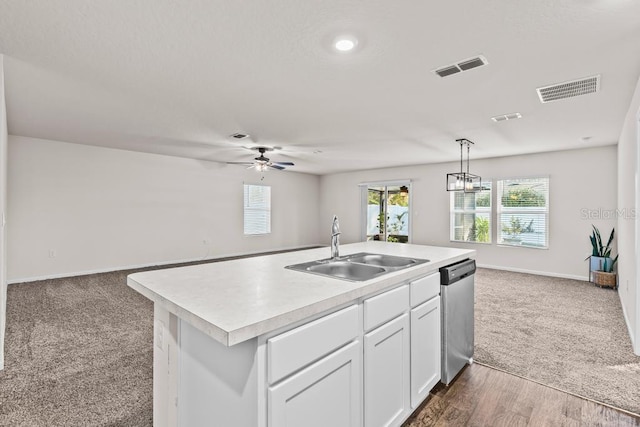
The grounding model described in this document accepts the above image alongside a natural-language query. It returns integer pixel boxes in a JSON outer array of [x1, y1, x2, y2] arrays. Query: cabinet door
[[269, 340, 361, 427], [364, 313, 410, 427], [410, 296, 441, 408]]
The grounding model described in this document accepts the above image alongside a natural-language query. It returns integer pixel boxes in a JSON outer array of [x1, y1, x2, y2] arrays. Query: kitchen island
[[128, 242, 475, 427]]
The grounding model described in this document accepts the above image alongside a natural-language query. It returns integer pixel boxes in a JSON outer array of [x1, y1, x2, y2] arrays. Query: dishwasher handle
[[440, 259, 476, 285]]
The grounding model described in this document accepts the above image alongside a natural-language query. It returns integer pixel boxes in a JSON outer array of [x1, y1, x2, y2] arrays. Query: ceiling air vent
[[434, 55, 488, 78], [458, 57, 485, 71], [230, 132, 250, 140], [491, 112, 522, 122], [435, 65, 461, 78], [536, 75, 600, 103]]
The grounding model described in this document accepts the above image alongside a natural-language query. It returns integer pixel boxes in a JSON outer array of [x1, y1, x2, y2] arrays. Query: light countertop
[[127, 242, 475, 346]]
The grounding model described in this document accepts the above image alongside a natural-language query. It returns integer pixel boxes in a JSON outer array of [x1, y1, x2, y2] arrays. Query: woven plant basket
[[593, 271, 617, 288]]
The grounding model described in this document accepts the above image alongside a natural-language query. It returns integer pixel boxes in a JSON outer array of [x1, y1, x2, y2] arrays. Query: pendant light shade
[[446, 138, 482, 192]]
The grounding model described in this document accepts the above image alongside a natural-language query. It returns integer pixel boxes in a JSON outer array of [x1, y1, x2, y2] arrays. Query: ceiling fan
[[226, 146, 295, 172]]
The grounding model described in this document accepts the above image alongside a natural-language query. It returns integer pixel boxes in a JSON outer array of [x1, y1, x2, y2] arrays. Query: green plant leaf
[[589, 235, 598, 256], [594, 226, 603, 255], [610, 254, 619, 272]]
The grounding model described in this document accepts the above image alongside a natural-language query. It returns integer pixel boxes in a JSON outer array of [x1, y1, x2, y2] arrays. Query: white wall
[[7, 136, 321, 282], [320, 146, 617, 280], [617, 75, 640, 355], [0, 55, 8, 369]]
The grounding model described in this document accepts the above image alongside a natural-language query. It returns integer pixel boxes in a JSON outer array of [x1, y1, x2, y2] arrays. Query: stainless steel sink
[[345, 253, 422, 268], [285, 252, 429, 282], [307, 261, 386, 281]]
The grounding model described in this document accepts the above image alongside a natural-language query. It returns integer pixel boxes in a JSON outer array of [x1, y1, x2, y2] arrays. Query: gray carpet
[[0, 270, 153, 426], [0, 248, 318, 426], [474, 268, 640, 416], [1, 261, 638, 425]]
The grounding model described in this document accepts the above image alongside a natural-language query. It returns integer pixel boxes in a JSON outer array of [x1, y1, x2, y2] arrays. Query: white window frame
[[449, 184, 492, 244], [496, 176, 549, 249], [358, 180, 412, 243], [243, 183, 271, 235]]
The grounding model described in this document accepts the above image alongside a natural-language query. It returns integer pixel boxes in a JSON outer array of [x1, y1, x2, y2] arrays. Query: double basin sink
[[285, 252, 429, 282]]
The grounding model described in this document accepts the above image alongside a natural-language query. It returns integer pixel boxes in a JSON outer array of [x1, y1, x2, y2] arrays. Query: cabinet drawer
[[363, 285, 409, 332], [268, 304, 359, 384], [410, 272, 440, 307]]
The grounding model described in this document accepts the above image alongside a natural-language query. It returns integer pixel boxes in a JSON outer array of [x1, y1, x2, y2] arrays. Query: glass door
[[363, 183, 410, 243]]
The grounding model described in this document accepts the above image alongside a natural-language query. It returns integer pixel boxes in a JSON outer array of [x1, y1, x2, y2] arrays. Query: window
[[361, 182, 411, 243], [243, 184, 271, 235], [497, 177, 549, 248], [450, 184, 492, 243]]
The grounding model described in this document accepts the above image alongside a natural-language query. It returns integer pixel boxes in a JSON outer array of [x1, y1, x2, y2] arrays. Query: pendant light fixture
[[446, 138, 482, 192]]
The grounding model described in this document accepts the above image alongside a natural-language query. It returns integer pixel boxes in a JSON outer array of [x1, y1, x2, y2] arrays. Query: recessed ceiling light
[[334, 36, 358, 52]]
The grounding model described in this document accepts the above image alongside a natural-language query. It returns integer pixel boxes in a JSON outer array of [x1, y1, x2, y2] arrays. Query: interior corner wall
[[320, 145, 617, 281], [0, 55, 8, 369], [617, 75, 640, 355], [7, 136, 322, 282]]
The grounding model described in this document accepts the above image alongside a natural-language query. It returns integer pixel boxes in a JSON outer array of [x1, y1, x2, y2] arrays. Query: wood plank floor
[[403, 364, 640, 427]]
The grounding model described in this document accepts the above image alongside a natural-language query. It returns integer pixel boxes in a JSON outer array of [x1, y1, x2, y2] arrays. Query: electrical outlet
[[48, 250, 56, 258]]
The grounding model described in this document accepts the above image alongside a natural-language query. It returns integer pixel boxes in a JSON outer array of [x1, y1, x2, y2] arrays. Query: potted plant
[[587, 225, 618, 287], [502, 217, 524, 244], [375, 212, 387, 241]]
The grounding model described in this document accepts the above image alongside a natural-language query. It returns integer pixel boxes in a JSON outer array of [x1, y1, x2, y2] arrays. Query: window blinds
[[497, 177, 549, 248], [450, 184, 492, 243], [243, 184, 271, 235]]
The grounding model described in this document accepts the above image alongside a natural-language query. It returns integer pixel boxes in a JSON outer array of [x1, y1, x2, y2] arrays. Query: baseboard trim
[[8, 244, 324, 285], [618, 293, 639, 356], [476, 263, 589, 282]]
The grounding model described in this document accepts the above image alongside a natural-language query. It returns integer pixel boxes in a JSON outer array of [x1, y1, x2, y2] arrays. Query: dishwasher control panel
[[439, 259, 476, 285]]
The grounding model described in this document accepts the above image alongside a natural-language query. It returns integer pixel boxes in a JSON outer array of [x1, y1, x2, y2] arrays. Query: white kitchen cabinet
[[410, 296, 441, 408], [267, 304, 359, 384], [132, 241, 476, 427], [363, 284, 409, 331], [409, 272, 440, 307], [364, 313, 410, 427], [269, 340, 362, 427]]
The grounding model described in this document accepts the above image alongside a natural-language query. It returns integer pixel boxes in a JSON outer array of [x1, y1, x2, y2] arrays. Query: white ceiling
[[1, 1, 639, 175]]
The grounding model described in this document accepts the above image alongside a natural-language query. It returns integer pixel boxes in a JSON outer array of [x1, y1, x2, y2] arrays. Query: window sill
[[496, 243, 548, 250], [449, 240, 492, 246]]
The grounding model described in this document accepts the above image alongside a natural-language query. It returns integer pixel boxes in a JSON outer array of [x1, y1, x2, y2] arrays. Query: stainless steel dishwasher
[[439, 258, 476, 385]]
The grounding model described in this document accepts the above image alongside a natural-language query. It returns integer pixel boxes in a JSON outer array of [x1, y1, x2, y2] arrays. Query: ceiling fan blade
[[273, 162, 295, 166], [268, 164, 286, 170], [226, 161, 254, 165]]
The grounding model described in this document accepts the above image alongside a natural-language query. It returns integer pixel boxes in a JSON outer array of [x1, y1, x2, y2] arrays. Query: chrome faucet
[[331, 215, 341, 259]]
